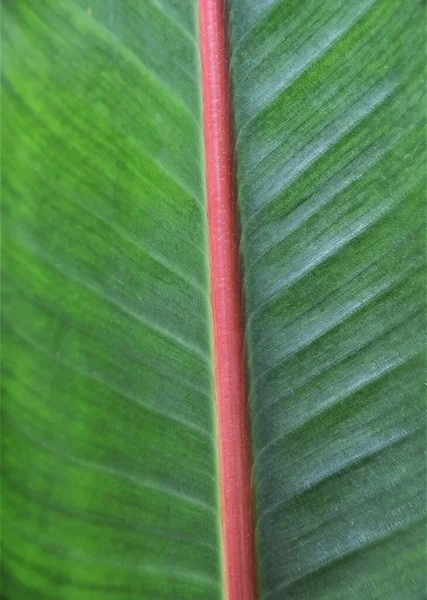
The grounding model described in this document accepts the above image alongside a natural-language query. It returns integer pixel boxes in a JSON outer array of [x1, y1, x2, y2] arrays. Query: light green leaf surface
[[229, 0, 426, 598], [1, 2, 222, 599]]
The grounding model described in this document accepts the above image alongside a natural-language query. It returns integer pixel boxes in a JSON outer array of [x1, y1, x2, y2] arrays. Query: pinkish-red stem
[[200, 1, 258, 598]]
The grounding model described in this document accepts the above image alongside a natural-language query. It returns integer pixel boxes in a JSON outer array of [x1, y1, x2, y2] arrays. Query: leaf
[[2, 1, 426, 599], [1, 2, 222, 599], [229, 0, 426, 598]]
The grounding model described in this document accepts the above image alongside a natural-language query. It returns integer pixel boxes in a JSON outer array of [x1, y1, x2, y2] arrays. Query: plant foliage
[[1, 0, 426, 599]]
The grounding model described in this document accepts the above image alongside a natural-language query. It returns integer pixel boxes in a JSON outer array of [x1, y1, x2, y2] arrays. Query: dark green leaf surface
[[229, 0, 426, 598], [1, 2, 222, 599]]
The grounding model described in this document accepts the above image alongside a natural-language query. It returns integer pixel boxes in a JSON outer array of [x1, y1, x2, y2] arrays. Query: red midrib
[[200, 1, 258, 599]]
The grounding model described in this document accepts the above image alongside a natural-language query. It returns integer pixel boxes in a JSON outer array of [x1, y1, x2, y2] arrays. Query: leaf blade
[[1, 2, 222, 598], [229, 0, 427, 597]]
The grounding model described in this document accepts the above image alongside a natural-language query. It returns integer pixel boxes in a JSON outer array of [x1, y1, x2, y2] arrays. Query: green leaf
[[1, 2, 222, 599], [229, 0, 426, 598], [2, 0, 426, 599]]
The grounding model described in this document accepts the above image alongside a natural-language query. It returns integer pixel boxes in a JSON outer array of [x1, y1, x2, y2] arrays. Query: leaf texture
[[1, 2, 222, 599], [2, 1, 427, 599], [229, 0, 426, 598]]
